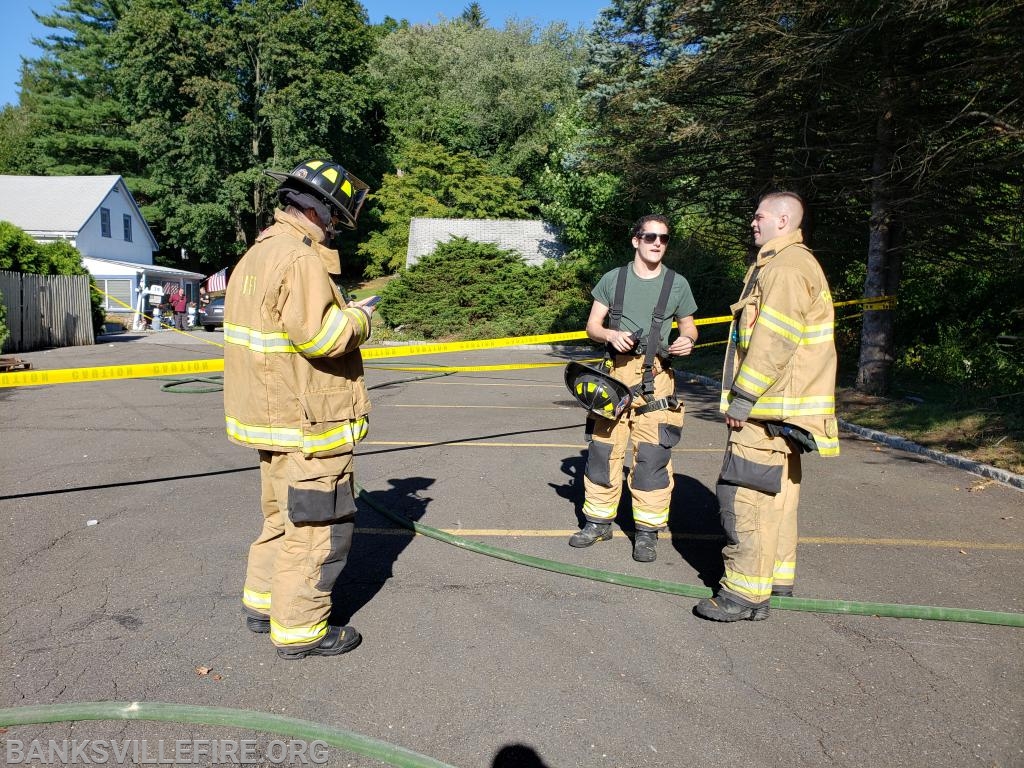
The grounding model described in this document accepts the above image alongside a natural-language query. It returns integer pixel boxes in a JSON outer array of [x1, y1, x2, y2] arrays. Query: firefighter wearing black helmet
[[568, 214, 699, 563], [224, 159, 375, 659]]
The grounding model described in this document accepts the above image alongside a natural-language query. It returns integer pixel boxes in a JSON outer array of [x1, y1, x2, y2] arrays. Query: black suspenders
[[606, 265, 679, 414]]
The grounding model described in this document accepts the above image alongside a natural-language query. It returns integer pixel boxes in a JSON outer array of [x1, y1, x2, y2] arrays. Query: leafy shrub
[[377, 237, 589, 339], [898, 322, 1024, 391], [0, 221, 104, 336]]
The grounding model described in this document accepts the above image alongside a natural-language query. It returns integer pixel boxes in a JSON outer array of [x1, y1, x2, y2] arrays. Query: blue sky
[[1, 0, 606, 108]]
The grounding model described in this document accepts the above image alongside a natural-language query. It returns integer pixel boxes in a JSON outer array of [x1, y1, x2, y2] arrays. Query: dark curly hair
[[631, 214, 670, 238]]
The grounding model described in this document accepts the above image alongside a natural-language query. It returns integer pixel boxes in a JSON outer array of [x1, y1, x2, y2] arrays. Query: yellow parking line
[[355, 527, 1024, 550], [362, 440, 720, 451], [388, 404, 572, 410]]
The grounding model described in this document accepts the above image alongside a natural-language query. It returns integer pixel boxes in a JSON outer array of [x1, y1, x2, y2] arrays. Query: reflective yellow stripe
[[296, 305, 348, 357], [633, 507, 668, 528], [772, 560, 796, 579], [800, 321, 834, 345], [748, 395, 836, 417], [224, 322, 298, 353], [344, 306, 369, 338], [757, 305, 803, 343], [302, 417, 368, 453], [226, 416, 304, 449], [242, 588, 271, 612], [225, 415, 369, 454], [736, 365, 773, 396], [270, 618, 329, 646], [723, 568, 773, 600], [582, 500, 616, 521], [815, 436, 841, 457]]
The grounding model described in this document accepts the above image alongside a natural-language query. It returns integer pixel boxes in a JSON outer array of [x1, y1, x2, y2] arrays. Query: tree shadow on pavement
[[329, 476, 434, 625]]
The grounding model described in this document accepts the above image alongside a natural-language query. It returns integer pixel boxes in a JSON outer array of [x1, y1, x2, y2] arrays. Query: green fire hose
[[354, 486, 1024, 628]]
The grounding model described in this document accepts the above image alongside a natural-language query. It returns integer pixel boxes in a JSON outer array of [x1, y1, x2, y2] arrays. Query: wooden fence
[[0, 270, 95, 353]]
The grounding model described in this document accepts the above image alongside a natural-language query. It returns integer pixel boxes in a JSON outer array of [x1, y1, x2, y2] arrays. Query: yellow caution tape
[[0, 359, 224, 388], [0, 295, 896, 388]]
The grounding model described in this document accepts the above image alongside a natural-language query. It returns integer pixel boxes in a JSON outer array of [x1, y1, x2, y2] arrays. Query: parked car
[[198, 297, 225, 331]]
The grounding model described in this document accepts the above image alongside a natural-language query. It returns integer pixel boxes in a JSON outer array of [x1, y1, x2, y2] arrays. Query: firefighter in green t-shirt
[[569, 214, 699, 563]]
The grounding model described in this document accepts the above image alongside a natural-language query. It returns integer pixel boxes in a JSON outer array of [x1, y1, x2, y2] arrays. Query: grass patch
[[836, 384, 1023, 474]]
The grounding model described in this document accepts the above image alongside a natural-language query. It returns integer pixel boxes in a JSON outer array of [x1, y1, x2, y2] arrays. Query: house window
[[123, 214, 132, 242], [100, 207, 111, 238], [99, 279, 132, 311]]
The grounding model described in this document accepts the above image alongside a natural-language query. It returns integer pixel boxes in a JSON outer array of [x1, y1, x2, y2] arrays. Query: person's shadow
[[491, 744, 552, 767], [667, 474, 724, 587], [329, 476, 434, 625], [553, 448, 724, 587]]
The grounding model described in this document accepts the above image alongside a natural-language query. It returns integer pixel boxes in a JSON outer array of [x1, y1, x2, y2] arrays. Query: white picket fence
[[0, 270, 95, 353]]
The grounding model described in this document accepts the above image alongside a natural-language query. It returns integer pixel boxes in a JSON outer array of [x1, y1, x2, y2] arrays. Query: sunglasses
[[638, 232, 670, 244]]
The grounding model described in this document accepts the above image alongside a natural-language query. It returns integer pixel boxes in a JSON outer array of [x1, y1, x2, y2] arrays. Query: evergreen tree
[[18, 0, 140, 178], [578, 0, 1024, 392]]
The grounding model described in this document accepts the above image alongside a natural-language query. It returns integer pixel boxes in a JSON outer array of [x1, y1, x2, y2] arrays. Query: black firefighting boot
[[632, 529, 658, 562], [245, 613, 270, 634], [277, 625, 362, 660], [750, 585, 794, 620], [694, 592, 765, 622], [568, 521, 612, 548]]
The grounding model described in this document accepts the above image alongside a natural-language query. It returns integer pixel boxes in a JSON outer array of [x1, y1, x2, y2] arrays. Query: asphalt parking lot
[[1, 329, 1022, 768]]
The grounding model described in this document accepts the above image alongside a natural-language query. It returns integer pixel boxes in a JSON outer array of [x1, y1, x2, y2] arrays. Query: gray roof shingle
[[0, 175, 125, 232], [406, 218, 565, 268]]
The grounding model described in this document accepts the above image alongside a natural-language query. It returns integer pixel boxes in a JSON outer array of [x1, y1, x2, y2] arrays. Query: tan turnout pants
[[242, 450, 356, 650], [582, 355, 684, 530], [716, 421, 802, 606]]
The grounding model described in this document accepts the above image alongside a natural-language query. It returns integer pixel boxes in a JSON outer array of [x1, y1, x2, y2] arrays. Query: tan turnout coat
[[223, 209, 372, 456], [720, 229, 840, 456]]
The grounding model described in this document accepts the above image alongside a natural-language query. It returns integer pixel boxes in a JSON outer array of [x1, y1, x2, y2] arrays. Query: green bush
[[377, 237, 590, 339], [0, 221, 105, 337], [897, 322, 1024, 391]]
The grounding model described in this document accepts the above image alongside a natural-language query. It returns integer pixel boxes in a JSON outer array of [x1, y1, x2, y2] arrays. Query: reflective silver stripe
[[815, 436, 840, 456], [225, 417, 303, 448], [226, 415, 368, 454], [297, 305, 348, 357], [270, 618, 328, 645], [242, 587, 271, 611], [723, 568, 772, 600], [800, 322, 834, 345], [757, 305, 803, 343], [224, 322, 298, 353], [581, 499, 616, 521], [302, 417, 368, 453], [749, 395, 835, 417], [736, 365, 773, 397]]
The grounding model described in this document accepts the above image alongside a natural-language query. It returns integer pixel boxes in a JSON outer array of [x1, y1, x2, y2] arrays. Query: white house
[[406, 218, 566, 268], [0, 174, 204, 328]]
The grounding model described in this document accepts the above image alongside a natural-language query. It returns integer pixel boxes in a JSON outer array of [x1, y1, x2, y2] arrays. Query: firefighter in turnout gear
[[695, 191, 839, 622], [224, 159, 376, 658], [569, 214, 699, 563]]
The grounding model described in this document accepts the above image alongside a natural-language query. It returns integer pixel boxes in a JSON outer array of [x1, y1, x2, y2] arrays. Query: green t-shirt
[[592, 264, 698, 353]]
